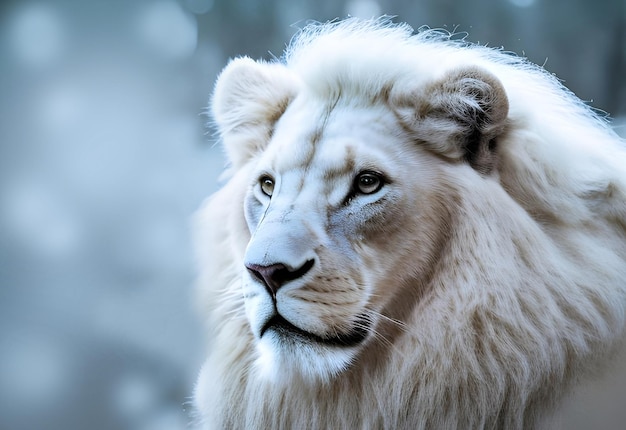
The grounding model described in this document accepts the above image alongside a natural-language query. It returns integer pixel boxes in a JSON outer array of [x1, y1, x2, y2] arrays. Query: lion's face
[[211, 57, 508, 382], [240, 98, 453, 381]]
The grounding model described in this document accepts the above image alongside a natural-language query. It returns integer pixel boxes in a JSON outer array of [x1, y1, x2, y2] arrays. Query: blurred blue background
[[0, 1, 624, 429]]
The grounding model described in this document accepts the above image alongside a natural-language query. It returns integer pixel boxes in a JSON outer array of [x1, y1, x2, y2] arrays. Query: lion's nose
[[246, 259, 314, 297]]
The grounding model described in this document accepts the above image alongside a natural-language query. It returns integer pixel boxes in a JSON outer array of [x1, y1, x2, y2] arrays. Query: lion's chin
[[260, 314, 369, 347], [254, 323, 365, 384]]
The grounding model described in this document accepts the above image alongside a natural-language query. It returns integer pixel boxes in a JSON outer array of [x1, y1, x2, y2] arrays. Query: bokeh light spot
[[2, 179, 81, 259], [345, 0, 382, 19], [509, 0, 536, 8], [183, 0, 214, 15], [0, 333, 72, 409], [136, 0, 198, 61], [7, 3, 66, 67], [113, 373, 159, 419]]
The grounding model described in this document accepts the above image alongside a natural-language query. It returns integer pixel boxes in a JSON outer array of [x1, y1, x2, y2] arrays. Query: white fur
[[193, 18, 626, 429]]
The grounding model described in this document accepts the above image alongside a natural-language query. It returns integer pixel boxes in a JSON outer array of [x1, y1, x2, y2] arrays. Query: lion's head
[[213, 54, 510, 381], [194, 18, 626, 429]]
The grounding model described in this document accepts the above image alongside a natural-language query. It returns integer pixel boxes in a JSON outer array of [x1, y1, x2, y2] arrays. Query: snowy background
[[0, 1, 624, 429]]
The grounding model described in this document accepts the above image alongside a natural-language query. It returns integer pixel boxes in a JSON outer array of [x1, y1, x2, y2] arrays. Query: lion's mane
[[193, 18, 626, 429]]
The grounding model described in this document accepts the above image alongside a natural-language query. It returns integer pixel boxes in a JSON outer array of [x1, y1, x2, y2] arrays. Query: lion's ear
[[212, 57, 299, 168], [391, 66, 509, 174]]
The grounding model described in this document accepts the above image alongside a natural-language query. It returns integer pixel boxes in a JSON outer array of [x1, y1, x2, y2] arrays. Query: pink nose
[[246, 260, 314, 298]]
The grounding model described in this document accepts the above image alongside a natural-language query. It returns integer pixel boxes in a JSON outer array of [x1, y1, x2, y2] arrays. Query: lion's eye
[[354, 171, 384, 195], [259, 176, 275, 197]]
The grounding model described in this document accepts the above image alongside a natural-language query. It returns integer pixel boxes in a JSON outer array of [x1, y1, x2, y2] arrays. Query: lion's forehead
[[265, 98, 404, 195]]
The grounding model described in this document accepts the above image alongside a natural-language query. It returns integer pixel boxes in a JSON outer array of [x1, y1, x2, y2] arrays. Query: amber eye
[[354, 171, 384, 195], [260, 175, 275, 197]]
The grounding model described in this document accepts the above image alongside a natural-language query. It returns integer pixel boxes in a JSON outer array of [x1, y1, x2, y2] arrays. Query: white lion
[[193, 18, 626, 429]]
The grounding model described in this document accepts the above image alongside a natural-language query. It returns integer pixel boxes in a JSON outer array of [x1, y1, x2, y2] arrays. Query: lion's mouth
[[260, 314, 370, 347]]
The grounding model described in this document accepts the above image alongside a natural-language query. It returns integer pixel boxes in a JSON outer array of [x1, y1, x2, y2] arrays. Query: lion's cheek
[[281, 277, 370, 334]]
